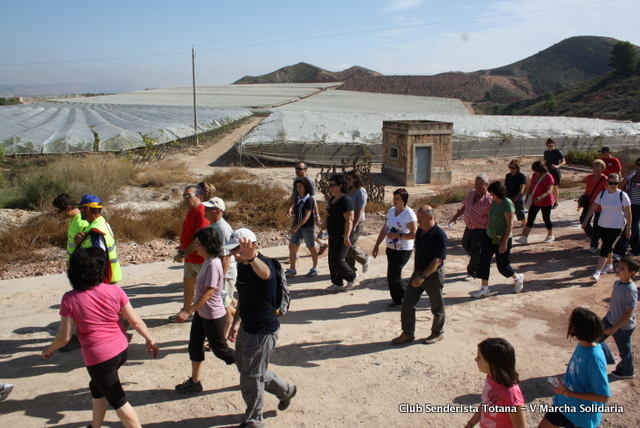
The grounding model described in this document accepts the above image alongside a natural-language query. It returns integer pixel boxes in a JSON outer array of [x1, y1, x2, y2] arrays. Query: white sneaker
[[362, 257, 370, 274], [344, 274, 359, 290], [464, 275, 475, 281], [588, 247, 598, 254], [602, 264, 615, 274], [470, 288, 491, 298], [543, 235, 555, 243], [612, 254, 622, 261], [325, 284, 344, 292], [516, 236, 528, 244], [0, 383, 14, 401], [514, 274, 524, 293], [591, 272, 600, 283]]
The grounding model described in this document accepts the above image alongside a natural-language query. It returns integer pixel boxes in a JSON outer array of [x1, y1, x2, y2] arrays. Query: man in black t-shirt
[[392, 206, 447, 345], [226, 229, 296, 428], [544, 138, 566, 209]]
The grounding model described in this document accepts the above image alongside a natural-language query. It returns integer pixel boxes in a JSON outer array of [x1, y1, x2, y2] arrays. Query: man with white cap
[[203, 197, 237, 336], [225, 229, 296, 428]]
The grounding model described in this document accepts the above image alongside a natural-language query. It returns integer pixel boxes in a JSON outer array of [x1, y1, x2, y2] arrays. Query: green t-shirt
[[66, 213, 89, 262], [487, 198, 515, 244]]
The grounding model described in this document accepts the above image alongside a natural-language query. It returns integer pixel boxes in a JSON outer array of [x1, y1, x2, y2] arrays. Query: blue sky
[[1, 0, 639, 93]]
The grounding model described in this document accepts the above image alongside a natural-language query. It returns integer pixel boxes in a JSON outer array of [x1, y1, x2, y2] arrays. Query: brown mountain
[[338, 36, 633, 103], [233, 62, 381, 84]]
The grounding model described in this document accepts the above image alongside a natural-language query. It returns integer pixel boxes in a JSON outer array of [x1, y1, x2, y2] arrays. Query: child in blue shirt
[[599, 256, 638, 379]]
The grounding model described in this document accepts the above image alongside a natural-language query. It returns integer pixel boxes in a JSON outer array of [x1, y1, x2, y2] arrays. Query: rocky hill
[[496, 72, 640, 122], [339, 36, 637, 103], [233, 62, 381, 84]]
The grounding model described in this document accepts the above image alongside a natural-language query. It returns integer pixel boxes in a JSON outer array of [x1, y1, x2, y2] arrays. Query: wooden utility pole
[[192, 46, 199, 145]]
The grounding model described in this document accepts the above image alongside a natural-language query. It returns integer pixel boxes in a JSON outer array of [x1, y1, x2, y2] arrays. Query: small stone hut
[[381, 120, 453, 186]]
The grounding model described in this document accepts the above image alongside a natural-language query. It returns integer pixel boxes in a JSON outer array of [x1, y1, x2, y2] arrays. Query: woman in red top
[[517, 161, 555, 244], [580, 159, 607, 253], [43, 247, 159, 428]]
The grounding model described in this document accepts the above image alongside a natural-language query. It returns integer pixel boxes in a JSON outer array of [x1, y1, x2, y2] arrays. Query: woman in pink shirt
[[518, 161, 555, 244], [42, 247, 159, 428], [174, 227, 236, 393]]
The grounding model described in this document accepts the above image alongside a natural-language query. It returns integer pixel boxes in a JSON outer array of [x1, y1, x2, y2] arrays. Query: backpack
[[255, 256, 291, 316]]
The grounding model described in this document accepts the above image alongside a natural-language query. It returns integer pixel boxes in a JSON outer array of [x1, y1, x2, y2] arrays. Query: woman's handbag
[[578, 194, 590, 208], [524, 173, 549, 210]]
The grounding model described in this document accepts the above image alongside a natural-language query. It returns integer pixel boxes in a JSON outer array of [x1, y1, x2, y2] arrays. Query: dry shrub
[[132, 160, 192, 187], [15, 156, 136, 209], [559, 177, 584, 189], [107, 204, 188, 243], [413, 185, 469, 208], [366, 200, 389, 213], [0, 213, 66, 267], [201, 168, 256, 200]]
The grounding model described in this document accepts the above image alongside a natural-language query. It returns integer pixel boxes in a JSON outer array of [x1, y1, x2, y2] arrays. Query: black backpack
[[255, 256, 291, 316]]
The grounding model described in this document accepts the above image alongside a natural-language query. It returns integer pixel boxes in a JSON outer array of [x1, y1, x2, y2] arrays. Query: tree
[[609, 41, 638, 76], [543, 92, 557, 111]]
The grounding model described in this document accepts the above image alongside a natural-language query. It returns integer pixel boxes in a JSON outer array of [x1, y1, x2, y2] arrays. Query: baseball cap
[[599, 146, 611, 153], [76, 194, 102, 208], [202, 197, 226, 211], [223, 228, 257, 249]]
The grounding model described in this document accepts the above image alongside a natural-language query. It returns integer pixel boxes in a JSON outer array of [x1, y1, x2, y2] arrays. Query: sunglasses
[[183, 194, 196, 198], [205, 207, 221, 211], [295, 167, 307, 171], [509, 166, 517, 170], [608, 182, 619, 185], [636, 163, 640, 167]]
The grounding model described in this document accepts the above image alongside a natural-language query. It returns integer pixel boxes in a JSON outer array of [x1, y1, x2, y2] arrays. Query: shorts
[[86, 348, 128, 410], [223, 277, 236, 307], [543, 410, 578, 428], [290, 226, 315, 248], [549, 168, 561, 186], [183, 262, 202, 279]]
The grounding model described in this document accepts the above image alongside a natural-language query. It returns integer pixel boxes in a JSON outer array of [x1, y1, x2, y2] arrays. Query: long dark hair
[[346, 170, 363, 188], [532, 160, 548, 174], [68, 247, 108, 291], [294, 177, 313, 196], [478, 338, 519, 387], [488, 181, 507, 200], [329, 174, 349, 194]]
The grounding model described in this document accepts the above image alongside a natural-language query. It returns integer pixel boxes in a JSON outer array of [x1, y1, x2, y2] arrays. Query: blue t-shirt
[[553, 343, 611, 428], [348, 187, 368, 221], [295, 194, 315, 228], [236, 255, 279, 335]]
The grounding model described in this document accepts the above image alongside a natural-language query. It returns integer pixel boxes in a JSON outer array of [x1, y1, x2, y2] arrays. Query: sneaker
[[470, 288, 491, 298], [591, 272, 600, 283], [175, 377, 203, 393], [602, 264, 615, 274], [0, 383, 14, 401], [344, 274, 359, 290], [543, 235, 555, 243], [317, 244, 328, 255], [610, 371, 635, 379], [59, 335, 81, 353], [516, 236, 528, 244], [424, 334, 443, 344], [362, 256, 370, 274], [285, 268, 297, 277], [514, 274, 524, 293], [325, 284, 344, 292], [588, 247, 598, 254], [464, 275, 474, 281], [612, 254, 622, 261], [386, 302, 401, 309], [278, 385, 297, 411], [306, 267, 319, 277]]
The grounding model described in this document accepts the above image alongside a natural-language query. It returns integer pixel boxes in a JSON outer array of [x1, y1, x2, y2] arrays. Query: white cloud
[[382, 0, 424, 12]]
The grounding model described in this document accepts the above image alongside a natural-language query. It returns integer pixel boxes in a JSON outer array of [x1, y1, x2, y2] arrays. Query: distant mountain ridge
[[233, 62, 381, 84], [339, 36, 635, 103]]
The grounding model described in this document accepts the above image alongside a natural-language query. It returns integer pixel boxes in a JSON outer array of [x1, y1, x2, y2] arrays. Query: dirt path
[[1, 197, 638, 427]]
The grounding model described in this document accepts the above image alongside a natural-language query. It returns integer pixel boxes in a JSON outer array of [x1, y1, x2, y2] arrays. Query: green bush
[[565, 150, 600, 166], [21, 175, 68, 209]]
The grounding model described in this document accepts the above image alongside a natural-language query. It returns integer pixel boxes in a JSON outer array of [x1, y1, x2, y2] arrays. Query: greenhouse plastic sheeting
[[0, 104, 252, 155]]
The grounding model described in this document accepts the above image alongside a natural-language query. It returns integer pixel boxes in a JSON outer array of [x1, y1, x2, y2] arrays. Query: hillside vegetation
[[495, 73, 640, 122], [233, 62, 381, 84]]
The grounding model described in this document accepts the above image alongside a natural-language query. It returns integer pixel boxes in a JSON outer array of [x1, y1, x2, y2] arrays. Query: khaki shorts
[[223, 277, 237, 308], [183, 262, 202, 279]]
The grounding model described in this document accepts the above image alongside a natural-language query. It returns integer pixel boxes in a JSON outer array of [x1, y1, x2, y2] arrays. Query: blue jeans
[[600, 317, 635, 376]]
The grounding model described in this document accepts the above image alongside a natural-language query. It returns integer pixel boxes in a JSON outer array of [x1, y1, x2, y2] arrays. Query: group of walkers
[[29, 146, 638, 428]]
